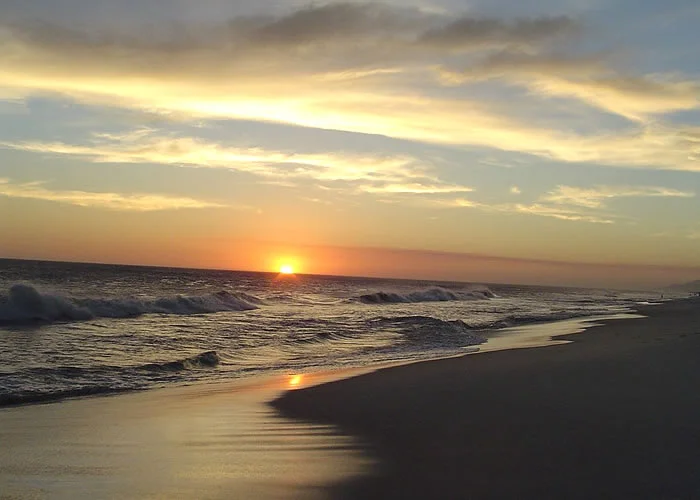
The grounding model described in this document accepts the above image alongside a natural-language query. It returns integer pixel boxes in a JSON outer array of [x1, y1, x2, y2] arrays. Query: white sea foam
[[0, 283, 260, 324], [356, 286, 496, 304], [0, 350, 221, 406], [372, 315, 487, 348], [0, 260, 657, 408]]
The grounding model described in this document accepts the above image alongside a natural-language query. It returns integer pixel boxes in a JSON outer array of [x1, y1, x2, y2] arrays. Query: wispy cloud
[[541, 185, 695, 208], [1, 136, 416, 182], [359, 183, 473, 194], [1, 4, 698, 171], [0, 130, 471, 194], [438, 197, 615, 224], [434, 183, 694, 224], [0, 178, 225, 211], [652, 229, 700, 240], [442, 51, 700, 121], [511, 203, 614, 224], [417, 15, 577, 49]]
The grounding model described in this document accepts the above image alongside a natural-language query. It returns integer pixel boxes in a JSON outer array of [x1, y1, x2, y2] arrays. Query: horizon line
[[0, 255, 692, 291]]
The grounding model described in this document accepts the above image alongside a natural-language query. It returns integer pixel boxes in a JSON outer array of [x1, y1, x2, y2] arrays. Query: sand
[[273, 298, 700, 499], [3, 299, 700, 499], [0, 372, 372, 499]]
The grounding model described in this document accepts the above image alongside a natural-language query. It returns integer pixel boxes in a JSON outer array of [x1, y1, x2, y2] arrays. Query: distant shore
[[272, 298, 700, 499]]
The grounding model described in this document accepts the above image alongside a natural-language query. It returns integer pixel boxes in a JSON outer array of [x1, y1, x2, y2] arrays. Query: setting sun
[[279, 265, 294, 275]]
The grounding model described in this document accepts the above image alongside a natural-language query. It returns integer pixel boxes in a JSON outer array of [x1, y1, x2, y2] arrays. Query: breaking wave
[[0, 283, 261, 325], [483, 309, 625, 329], [356, 286, 496, 304], [371, 315, 487, 348], [0, 350, 221, 406], [141, 350, 221, 371], [0, 386, 132, 407]]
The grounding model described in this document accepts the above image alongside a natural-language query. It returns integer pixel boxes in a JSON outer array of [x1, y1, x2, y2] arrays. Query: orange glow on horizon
[[269, 253, 303, 275]]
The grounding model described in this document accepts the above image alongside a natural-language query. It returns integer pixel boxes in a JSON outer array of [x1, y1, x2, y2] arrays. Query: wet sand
[[0, 372, 372, 499], [2, 300, 699, 499], [273, 299, 700, 499]]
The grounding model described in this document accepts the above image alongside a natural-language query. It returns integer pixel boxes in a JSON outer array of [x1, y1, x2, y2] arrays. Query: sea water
[[0, 259, 664, 406]]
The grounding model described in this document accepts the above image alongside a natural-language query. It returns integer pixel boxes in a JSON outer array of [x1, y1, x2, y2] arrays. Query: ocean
[[0, 259, 664, 406]]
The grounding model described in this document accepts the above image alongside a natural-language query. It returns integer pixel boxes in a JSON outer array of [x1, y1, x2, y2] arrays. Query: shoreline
[[272, 297, 700, 499], [0, 306, 648, 410], [0, 368, 374, 499], [1, 299, 695, 498]]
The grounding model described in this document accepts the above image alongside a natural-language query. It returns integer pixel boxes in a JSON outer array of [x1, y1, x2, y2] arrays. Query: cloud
[[652, 229, 700, 241], [0, 178, 225, 211], [245, 3, 429, 46], [0, 130, 473, 195], [442, 51, 700, 121], [2, 5, 578, 56], [0, 5, 580, 78], [511, 203, 614, 224], [11, 128, 688, 222], [430, 196, 613, 224], [11, 122, 699, 181], [542, 185, 695, 208], [441, 51, 606, 81], [529, 75, 700, 122], [359, 183, 473, 194], [0, 134, 415, 181], [418, 15, 578, 50], [0, 4, 699, 172], [435, 182, 694, 224]]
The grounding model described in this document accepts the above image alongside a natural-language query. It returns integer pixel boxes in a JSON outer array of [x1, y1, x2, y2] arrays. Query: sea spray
[[0, 259, 656, 407], [0, 283, 261, 324], [356, 286, 496, 304]]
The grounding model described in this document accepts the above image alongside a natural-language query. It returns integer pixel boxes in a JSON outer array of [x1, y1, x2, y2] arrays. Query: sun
[[279, 264, 294, 275]]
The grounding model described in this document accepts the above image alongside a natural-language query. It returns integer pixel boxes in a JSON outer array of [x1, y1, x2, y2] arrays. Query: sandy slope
[[273, 299, 700, 499]]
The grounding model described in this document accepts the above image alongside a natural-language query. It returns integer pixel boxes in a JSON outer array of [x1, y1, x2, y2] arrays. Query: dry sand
[[273, 298, 700, 499]]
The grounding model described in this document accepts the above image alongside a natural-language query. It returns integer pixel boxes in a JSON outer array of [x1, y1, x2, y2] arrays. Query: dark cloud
[[250, 3, 418, 45], [5, 0, 698, 170], [473, 50, 603, 74], [437, 49, 700, 120], [440, 50, 606, 81], [0, 3, 584, 86], [419, 15, 578, 50], [1, 3, 578, 55]]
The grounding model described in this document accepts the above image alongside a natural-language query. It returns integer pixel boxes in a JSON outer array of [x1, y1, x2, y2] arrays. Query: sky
[[0, 0, 699, 289]]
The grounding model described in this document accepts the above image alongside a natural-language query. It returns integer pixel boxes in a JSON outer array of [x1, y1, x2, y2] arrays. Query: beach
[[2, 298, 699, 498], [3, 0, 699, 497], [0, 372, 373, 499], [273, 298, 700, 499]]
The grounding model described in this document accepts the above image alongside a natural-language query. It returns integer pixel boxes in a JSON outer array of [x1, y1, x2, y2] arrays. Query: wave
[[140, 350, 221, 371], [0, 385, 133, 407], [356, 286, 496, 304], [371, 315, 487, 348], [481, 308, 628, 330], [7, 350, 221, 379], [370, 308, 624, 346], [0, 283, 261, 325], [0, 350, 221, 406]]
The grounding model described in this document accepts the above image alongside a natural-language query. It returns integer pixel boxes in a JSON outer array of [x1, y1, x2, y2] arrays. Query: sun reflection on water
[[288, 374, 303, 388]]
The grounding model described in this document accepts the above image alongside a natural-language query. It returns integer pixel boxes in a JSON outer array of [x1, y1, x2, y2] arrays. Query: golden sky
[[1, 0, 699, 288]]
